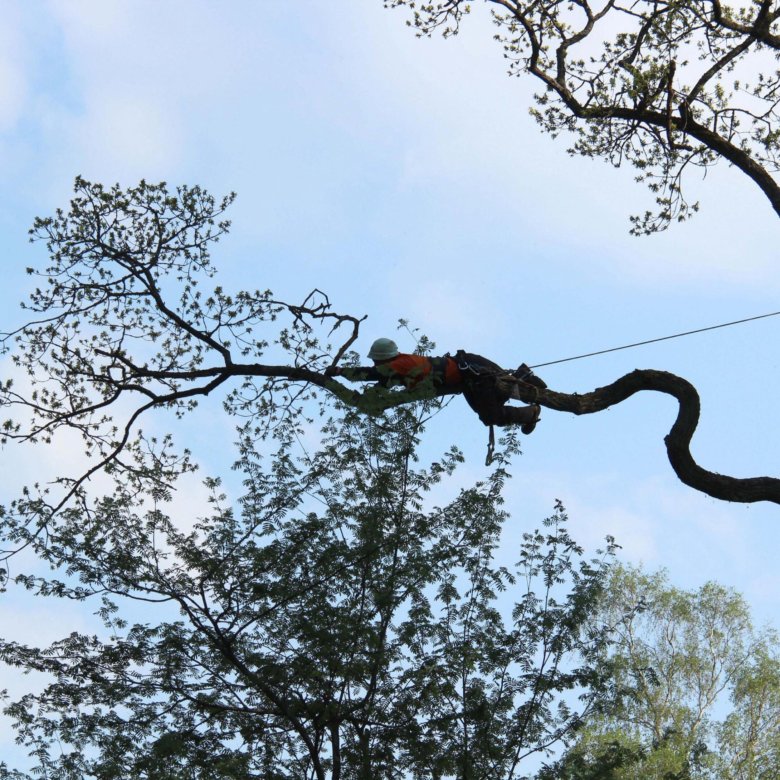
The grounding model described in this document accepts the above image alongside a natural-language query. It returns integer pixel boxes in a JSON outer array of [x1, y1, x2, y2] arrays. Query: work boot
[[500, 404, 541, 433], [520, 404, 541, 435], [514, 363, 547, 389]]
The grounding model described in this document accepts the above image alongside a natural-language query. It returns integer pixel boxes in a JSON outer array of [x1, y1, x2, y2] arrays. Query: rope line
[[529, 309, 780, 370]]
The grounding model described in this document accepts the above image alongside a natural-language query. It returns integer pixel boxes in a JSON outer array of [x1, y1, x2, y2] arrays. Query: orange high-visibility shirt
[[381, 354, 462, 388]]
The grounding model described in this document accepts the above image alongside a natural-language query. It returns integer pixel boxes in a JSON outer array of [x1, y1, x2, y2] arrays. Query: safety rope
[[529, 309, 780, 370], [485, 425, 495, 466]]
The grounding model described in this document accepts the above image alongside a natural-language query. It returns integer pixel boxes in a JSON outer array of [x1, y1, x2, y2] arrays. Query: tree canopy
[[386, 0, 780, 233], [2, 3, 778, 775], [0, 393, 618, 778], [543, 565, 780, 778], [1, 178, 778, 522]]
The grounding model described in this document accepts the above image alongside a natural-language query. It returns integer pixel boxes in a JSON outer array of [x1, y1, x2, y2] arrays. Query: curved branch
[[685, 35, 754, 106], [322, 367, 780, 504], [497, 369, 780, 504], [390, 0, 780, 228], [709, 0, 780, 49], [10, 355, 779, 505]]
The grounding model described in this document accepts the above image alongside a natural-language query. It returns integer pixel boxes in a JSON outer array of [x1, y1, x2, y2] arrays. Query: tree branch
[[497, 370, 780, 504]]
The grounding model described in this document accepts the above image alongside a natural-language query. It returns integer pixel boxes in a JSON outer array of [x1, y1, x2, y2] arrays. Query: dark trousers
[[455, 352, 523, 427], [457, 351, 540, 427]]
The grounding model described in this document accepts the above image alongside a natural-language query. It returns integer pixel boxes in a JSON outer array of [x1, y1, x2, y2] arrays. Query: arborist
[[325, 337, 545, 435]]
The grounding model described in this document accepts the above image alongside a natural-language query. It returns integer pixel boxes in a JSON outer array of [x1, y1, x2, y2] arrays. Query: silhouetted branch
[[498, 371, 780, 504]]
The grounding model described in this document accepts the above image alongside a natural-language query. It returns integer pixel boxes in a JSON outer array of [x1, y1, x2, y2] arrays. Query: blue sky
[[1, 0, 779, 766]]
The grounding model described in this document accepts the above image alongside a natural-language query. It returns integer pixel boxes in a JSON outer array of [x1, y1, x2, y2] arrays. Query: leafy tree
[[714, 644, 780, 779], [386, 0, 780, 233], [1, 178, 778, 511], [539, 565, 780, 778], [0, 392, 617, 778]]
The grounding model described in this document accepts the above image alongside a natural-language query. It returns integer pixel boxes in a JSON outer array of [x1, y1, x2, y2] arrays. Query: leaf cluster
[[541, 565, 780, 778], [1, 404, 617, 779], [387, 0, 780, 232]]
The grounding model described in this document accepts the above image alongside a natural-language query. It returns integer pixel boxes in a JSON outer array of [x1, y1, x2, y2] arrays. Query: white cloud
[[4, 0, 771, 296], [33, 1, 265, 181], [496, 460, 779, 614], [68, 94, 184, 179]]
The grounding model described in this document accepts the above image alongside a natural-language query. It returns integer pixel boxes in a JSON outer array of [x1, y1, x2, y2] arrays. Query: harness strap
[[429, 356, 451, 384], [485, 425, 495, 466], [455, 349, 503, 378], [455, 349, 482, 376]]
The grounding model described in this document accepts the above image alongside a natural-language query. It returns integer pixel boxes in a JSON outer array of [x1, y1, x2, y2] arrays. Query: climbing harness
[[454, 351, 504, 465], [428, 355, 454, 385], [455, 349, 503, 377], [454, 350, 542, 464]]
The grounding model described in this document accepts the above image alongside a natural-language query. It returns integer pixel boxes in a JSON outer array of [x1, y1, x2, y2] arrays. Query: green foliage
[[3, 180, 775, 778], [387, 0, 780, 233], [541, 565, 780, 779], [0, 397, 617, 779], [0, 177, 457, 526]]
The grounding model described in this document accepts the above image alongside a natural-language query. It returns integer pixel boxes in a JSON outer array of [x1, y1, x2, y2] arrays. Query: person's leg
[[462, 377, 504, 425], [495, 403, 541, 434], [462, 378, 540, 434]]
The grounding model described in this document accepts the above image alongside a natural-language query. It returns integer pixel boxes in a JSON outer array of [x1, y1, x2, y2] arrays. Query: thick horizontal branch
[[10, 355, 779, 504], [313, 367, 779, 503]]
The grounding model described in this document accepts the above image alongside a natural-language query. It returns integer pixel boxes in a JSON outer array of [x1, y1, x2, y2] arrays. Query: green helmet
[[368, 338, 399, 361]]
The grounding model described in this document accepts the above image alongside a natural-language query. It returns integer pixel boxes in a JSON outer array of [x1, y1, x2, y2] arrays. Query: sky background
[[1, 0, 779, 768]]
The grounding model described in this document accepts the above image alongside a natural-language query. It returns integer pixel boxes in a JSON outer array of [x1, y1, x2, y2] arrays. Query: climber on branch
[[3, 178, 779, 510], [326, 337, 546, 434]]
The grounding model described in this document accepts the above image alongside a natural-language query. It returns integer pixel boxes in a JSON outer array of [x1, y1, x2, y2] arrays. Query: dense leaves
[[1, 400, 617, 779], [540, 565, 780, 778]]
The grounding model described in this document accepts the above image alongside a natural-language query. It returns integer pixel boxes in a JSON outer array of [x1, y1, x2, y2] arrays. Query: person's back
[[376, 353, 461, 390]]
